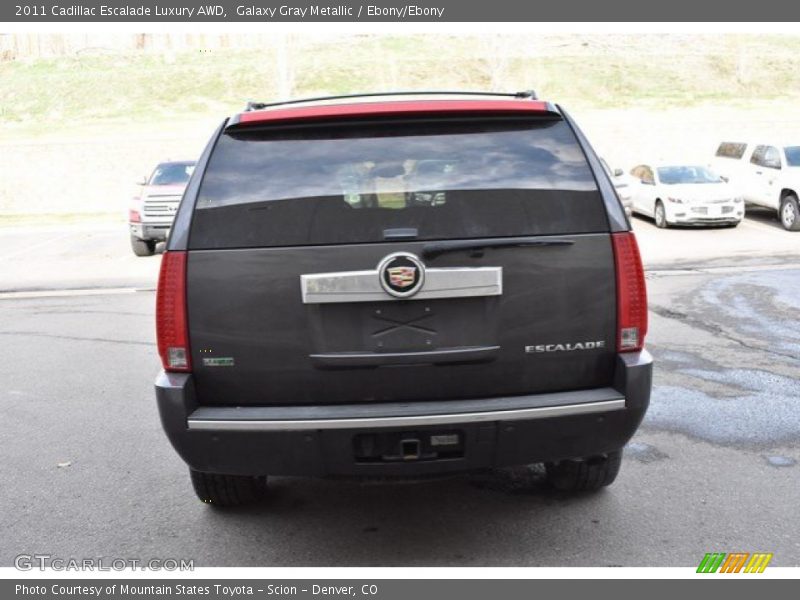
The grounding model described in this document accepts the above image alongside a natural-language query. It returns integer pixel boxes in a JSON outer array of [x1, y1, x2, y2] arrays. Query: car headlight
[[667, 197, 684, 204]]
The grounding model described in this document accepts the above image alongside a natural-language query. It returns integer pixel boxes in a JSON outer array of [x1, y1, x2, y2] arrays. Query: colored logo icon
[[697, 552, 773, 573]]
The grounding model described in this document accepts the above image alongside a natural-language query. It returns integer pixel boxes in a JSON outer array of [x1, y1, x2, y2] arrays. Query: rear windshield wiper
[[422, 237, 574, 259]]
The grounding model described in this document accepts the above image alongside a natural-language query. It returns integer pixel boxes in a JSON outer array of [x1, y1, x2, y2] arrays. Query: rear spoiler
[[226, 98, 561, 129]]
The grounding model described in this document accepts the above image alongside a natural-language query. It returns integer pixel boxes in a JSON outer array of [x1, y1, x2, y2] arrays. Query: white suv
[[712, 141, 800, 231]]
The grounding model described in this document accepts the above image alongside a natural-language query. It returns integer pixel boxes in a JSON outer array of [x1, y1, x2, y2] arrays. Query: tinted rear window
[[190, 117, 607, 249]]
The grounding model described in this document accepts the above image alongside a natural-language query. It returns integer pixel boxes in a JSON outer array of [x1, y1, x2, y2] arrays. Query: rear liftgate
[[303, 250, 501, 464]]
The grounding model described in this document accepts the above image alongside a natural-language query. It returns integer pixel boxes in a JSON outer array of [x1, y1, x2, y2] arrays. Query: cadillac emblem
[[378, 252, 425, 298]]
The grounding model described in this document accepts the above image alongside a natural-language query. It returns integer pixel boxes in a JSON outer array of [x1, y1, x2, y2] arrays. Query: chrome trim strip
[[301, 266, 502, 304], [309, 345, 500, 367], [187, 399, 625, 431]]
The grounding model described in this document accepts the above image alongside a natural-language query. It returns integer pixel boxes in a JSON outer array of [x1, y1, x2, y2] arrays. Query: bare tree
[[477, 35, 515, 91], [274, 33, 295, 98]]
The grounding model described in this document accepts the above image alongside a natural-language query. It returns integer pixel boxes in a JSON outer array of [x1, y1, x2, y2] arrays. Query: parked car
[[601, 158, 634, 218], [129, 160, 196, 256], [628, 162, 743, 228], [712, 141, 800, 231], [154, 92, 651, 506]]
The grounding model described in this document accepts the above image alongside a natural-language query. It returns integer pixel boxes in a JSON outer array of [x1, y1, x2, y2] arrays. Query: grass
[[4, 33, 800, 221], [3, 33, 800, 138]]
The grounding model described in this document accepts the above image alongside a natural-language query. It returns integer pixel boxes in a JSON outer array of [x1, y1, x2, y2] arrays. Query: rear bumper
[[155, 350, 652, 477]]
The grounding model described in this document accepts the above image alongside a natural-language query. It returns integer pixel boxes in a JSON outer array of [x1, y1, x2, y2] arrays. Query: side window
[[716, 142, 747, 159], [763, 146, 782, 170], [750, 145, 767, 166], [631, 165, 652, 183]]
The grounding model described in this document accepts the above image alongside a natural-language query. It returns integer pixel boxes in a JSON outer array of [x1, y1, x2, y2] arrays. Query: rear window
[[190, 117, 607, 249], [784, 146, 800, 167], [716, 142, 747, 159]]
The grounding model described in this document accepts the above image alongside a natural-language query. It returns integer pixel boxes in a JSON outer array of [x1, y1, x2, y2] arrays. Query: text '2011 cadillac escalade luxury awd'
[[154, 92, 652, 506]]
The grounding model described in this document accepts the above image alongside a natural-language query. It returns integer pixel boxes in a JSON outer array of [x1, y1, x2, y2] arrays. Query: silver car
[[601, 158, 633, 218]]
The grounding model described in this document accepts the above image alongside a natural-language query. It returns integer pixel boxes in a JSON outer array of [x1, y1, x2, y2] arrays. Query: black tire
[[130, 235, 156, 257], [779, 194, 800, 231], [654, 201, 669, 229], [545, 450, 623, 492], [189, 469, 267, 507]]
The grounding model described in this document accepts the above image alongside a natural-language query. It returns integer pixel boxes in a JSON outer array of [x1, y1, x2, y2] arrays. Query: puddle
[[651, 348, 722, 372], [697, 272, 800, 355], [645, 377, 800, 447], [625, 442, 669, 463], [655, 350, 697, 364], [681, 368, 799, 395], [764, 455, 796, 468]]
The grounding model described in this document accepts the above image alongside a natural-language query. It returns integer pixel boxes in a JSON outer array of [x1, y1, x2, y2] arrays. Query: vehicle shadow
[[743, 206, 785, 230], [192, 465, 623, 566], [631, 213, 739, 231]]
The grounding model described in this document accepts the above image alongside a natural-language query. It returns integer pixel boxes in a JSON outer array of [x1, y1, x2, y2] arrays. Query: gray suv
[[155, 92, 652, 506]]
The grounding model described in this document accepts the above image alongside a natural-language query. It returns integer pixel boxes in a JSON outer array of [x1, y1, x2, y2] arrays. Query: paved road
[[0, 223, 160, 293], [0, 212, 800, 566], [1, 216, 798, 567], [635, 206, 800, 269]]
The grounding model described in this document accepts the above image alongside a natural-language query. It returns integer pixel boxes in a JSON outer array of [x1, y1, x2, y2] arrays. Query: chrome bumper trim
[[187, 398, 625, 431]]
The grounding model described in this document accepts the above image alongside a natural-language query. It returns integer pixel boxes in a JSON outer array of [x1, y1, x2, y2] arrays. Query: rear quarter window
[[189, 117, 608, 249], [715, 142, 748, 159]]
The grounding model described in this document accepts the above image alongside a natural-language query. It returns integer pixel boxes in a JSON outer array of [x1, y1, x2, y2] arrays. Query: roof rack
[[244, 90, 538, 112]]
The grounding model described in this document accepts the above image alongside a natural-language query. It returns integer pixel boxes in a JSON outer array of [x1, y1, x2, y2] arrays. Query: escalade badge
[[378, 252, 425, 298], [525, 341, 606, 353]]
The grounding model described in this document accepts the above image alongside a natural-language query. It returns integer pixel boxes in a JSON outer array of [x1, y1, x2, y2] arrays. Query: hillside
[[3, 33, 800, 219], [3, 33, 800, 136]]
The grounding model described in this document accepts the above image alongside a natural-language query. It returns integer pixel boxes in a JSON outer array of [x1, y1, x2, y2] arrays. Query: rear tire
[[545, 450, 623, 492], [654, 201, 669, 228], [130, 235, 156, 257], [779, 194, 800, 231], [189, 469, 267, 507]]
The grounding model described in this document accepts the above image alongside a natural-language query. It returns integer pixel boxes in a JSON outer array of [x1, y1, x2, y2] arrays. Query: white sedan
[[628, 163, 744, 228]]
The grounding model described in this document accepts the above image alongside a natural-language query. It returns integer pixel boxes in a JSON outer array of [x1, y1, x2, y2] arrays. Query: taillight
[[156, 251, 191, 371], [129, 209, 141, 223], [611, 232, 648, 352]]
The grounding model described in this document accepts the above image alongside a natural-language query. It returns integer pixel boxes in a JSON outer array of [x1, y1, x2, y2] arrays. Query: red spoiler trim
[[232, 99, 555, 127]]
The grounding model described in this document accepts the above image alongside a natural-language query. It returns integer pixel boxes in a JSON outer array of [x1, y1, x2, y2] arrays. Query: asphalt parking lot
[[1, 211, 798, 567]]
